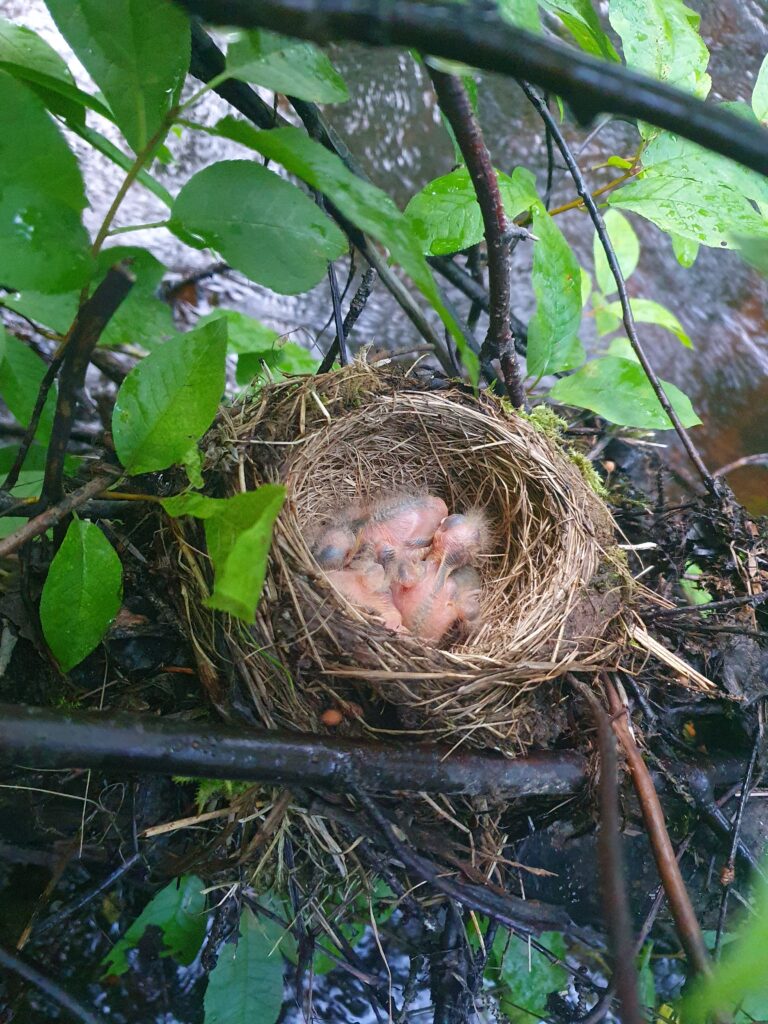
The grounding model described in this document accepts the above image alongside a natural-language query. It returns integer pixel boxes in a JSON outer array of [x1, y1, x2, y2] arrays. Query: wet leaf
[[103, 876, 206, 977], [44, 0, 190, 153], [112, 318, 227, 475], [170, 160, 347, 295], [601, 297, 692, 348], [227, 30, 348, 103], [593, 209, 640, 295], [196, 310, 279, 356], [404, 166, 535, 256], [40, 519, 123, 672], [497, 0, 540, 32], [162, 486, 286, 624], [609, 0, 710, 100], [203, 907, 286, 1024], [0, 71, 92, 292], [526, 179, 585, 378], [236, 343, 318, 387], [608, 163, 768, 249], [490, 931, 568, 1024], [753, 53, 768, 125], [550, 355, 701, 429], [0, 331, 56, 443], [539, 0, 619, 60], [219, 126, 476, 381]]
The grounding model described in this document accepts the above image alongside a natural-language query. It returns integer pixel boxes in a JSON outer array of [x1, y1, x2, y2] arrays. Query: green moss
[[521, 404, 568, 439], [568, 449, 609, 499], [173, 775, 252, 812]]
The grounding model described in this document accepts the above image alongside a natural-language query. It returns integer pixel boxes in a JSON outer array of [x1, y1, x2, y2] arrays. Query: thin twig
[[605, 680, 711, 977], [319, 266, 377, 373], [34, 852, 142, 938], [714, 719, 763, 959], [713, 453, 768, 478], [41, 265, 135, 508], [2, 355, 63, 492], [0, 944, 105, 1024], [519, 81, 715, 492], [173, 0, 768, 178], [0, 474, 116, 559], [428, 68, 525, 407], [575, 680, 642, 1024], [649, 593, 768, 618], [326, 259, 348, 367]]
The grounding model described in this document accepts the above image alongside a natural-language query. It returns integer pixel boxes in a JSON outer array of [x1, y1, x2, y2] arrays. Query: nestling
[[326, 558, 404, 632], [357, 493, 448, 583]]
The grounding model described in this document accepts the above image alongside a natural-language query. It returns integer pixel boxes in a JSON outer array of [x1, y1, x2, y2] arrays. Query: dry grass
[[176, 360, 628, 756]]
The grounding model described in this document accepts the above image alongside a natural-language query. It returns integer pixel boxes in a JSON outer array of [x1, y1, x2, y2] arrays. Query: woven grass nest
[[177, 360, 629, 756]]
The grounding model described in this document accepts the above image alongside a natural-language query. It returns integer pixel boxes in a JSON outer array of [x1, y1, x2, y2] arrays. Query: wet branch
[[576, 681, 642, 1024], [0, 703, 587, 799], [428, 68, 525, 407], [519, 82, 715, 492], [173, 0, 768, 179], [0, 474, 117, 559], [41, 263, 135, 507], [605, 680, 712, 978], [0, 944, 105, 1024]]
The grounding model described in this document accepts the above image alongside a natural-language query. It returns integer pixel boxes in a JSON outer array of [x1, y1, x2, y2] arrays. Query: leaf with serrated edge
[[40, 519, 123, 672]]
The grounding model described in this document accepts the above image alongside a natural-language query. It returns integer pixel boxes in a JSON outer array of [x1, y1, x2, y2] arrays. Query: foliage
[[487, 930, 568, 1023], [203, 906, 288, 1024], [162, 487, 286, 622], [226, 29, 349, 103], [102, 875, 207, 977], [40, 518, 123, 671]]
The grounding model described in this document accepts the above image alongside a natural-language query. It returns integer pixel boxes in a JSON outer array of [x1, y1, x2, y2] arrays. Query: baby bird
[[309, 499, 370, 569], [429, 510, 489, 589], [393, 563, 482, 642], [357, 493, 448, 583], [326, 558, 403, 632]]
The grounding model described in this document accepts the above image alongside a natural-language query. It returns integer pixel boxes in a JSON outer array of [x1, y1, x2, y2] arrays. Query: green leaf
[[609, 162, 768, 249], [112, 318, 227, 475], [0, 71, 92, 292], [670, 231, 699, 268], [497, 0, 541, 32], [593, 209, 639, 296], [236, 342, 319, 387], [203, 907, 285, 1024], [44, 0, 190, 153], [550, 355, 701, 429], [226, 30, 348, 103], [680, 562, 713, 607], [0, 16, 106, 124], [40, 519, 123, 672], [594, 298, 622, 337], [601, 297, 691, 348], [490, 931, 567, 1024], [684, 865, 768, 1022], [404, 166, 536, 256], [636, 943, 656, 1011], [753, 54, 768, 125], [162, 486, 286, 624], [0, 331, 56, 443], [169, 160, 347, 295], [526, 184, 585, 378], [643, 130, 768, 209], [212, 125, 476, 381], [608, 0, 710, 101], [196, 310, 279, 356], [733, 234, 768, 275], [103, 876, 206, 977], [538, 0, 619, 61]]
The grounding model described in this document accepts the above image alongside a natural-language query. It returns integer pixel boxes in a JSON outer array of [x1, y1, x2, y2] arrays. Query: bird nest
[[174, 361, 629, 755]]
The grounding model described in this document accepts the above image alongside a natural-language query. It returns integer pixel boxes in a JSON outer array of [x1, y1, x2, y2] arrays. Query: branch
[[319, 265, 377, 373], [428, 69, 525, 407], [41, 264, 135, 508], [519, 81, 715, 493], [0, 474, 116, 559], [0, 944, 105, 1024], [605, 680, 711, 978], [575, 681, 642, 1024], [0, 703, 587, 799], [173, 0, 768, 179]]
